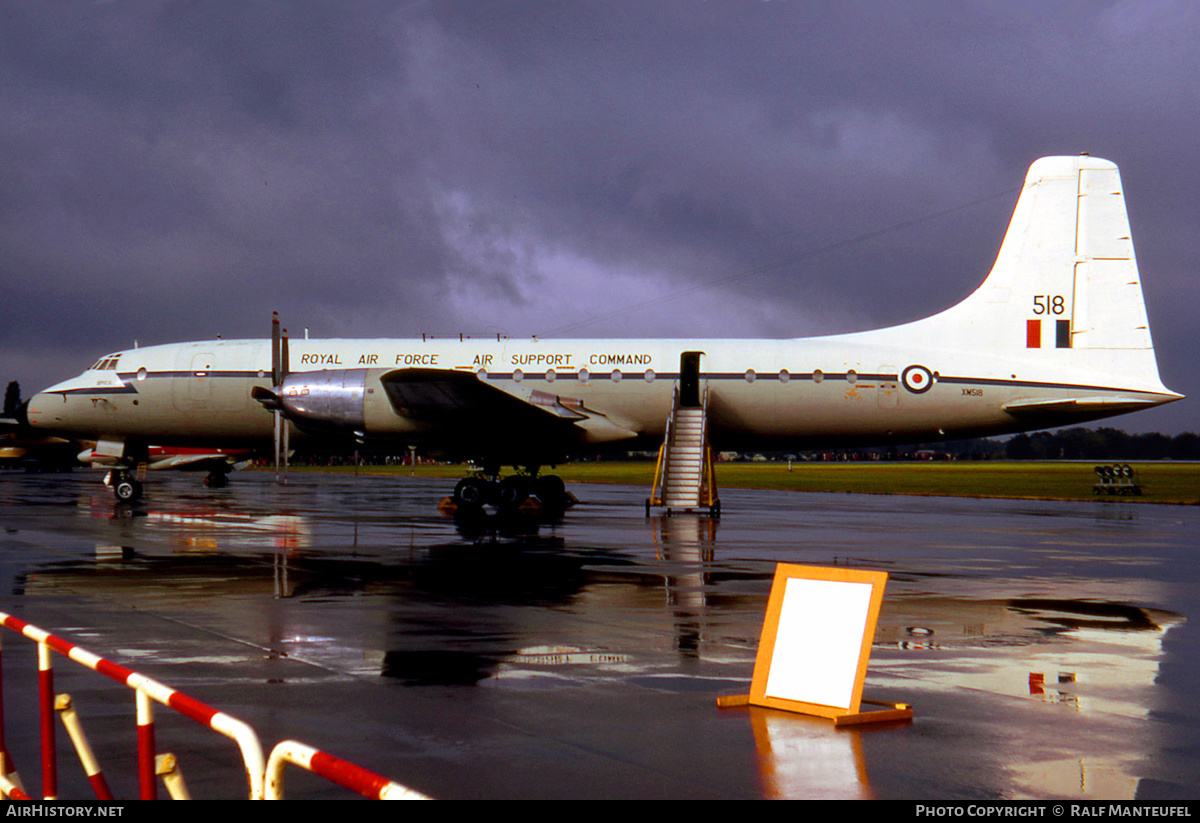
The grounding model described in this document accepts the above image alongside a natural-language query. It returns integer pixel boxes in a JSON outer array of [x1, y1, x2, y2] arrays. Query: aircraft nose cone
[[25, 392, 59, 430]]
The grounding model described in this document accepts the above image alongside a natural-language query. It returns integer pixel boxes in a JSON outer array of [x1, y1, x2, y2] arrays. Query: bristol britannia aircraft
[[18, 156, 1182, 503]]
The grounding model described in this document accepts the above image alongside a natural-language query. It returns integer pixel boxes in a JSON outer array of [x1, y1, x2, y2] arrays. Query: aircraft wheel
[[497, 476, 531, 508], [534, 474, 566, 507], [454, 477, 489, 509], [204, 471, 229, 488], [114, 478, 143, 503]]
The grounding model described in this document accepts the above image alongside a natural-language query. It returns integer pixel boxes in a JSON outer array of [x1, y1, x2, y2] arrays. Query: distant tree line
[[1000, 427, 1200, 461], [823, 427, 1200, 462]]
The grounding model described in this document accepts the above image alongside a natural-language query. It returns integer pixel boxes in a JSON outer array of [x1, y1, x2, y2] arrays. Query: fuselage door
[[172, 351, 215, 410], [680, 351, 704, 407], [172, 346, 257, 412]]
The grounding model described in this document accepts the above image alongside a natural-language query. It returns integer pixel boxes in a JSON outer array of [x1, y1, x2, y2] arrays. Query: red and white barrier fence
[[0, 611, 429, 800], [266, 740, 430, 800]]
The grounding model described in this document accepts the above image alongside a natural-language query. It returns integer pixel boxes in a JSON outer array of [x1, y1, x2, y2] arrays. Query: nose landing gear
[[104, 470, 144, 503]]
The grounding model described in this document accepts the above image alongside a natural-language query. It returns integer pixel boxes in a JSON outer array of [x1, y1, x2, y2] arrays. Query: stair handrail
[[649, 383, 681, 506], [698, 382, 715, 507]]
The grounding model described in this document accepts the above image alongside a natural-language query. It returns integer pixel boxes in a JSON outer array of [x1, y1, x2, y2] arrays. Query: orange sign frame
[[718, 563, 912, 726]]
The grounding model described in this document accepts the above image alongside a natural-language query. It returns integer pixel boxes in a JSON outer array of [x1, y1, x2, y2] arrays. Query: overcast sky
[[2, 0, 1196, 434]]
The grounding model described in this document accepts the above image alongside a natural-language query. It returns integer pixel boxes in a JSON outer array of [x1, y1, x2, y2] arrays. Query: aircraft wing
[[380, 368, 639, 447]]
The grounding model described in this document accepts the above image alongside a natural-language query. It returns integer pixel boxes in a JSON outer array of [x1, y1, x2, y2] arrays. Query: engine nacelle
[[278, 369, 367, 434]]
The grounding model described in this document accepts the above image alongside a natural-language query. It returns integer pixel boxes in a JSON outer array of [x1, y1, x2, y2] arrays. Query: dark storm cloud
[[1, 0, 1197, 432]]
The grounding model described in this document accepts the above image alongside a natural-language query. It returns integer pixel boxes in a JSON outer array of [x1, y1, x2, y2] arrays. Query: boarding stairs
[[648, 385, 719, 515]]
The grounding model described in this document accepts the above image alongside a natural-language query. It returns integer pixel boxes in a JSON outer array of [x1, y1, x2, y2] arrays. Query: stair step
[[651, 397, 717, 510]]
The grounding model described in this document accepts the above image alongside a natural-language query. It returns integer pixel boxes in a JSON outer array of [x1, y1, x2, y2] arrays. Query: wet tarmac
[[0, 469, 1198, 800]]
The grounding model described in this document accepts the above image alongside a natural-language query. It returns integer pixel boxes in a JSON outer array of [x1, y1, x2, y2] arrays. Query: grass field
[[283, 461, 1200, 505]]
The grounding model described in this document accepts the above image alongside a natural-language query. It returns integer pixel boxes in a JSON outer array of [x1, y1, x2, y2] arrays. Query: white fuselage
[[25, 329, 1178, 455]]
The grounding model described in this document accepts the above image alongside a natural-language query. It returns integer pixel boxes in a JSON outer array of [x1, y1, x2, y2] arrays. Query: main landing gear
[[446, 469, 574, 514]]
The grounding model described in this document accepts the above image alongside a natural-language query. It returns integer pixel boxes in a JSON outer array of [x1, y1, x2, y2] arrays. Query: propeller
[[252, 311, 291, 483], [280, 324, 290, 483]]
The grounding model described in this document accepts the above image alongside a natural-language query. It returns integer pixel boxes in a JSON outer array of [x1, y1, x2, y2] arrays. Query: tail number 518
[[1033, 295, 1065, 315]]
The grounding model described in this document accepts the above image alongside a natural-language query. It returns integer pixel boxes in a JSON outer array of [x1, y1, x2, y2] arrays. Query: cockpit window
[[90, 356, 122, 371]]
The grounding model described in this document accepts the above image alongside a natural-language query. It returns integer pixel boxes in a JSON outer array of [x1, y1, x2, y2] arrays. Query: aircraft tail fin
[[855, 155, 1180, 402], [918, 155, 1154, 353]]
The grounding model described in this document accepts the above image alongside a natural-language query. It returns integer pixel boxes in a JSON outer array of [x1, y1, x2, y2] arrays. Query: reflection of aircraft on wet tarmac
[[138, 510, 308, 552], [79, 497, 310, 554], [24, 529, 606, 679], [40, 501, 732, 685], [875, 596, 1184, 719], [15, 156, 1181, 504]]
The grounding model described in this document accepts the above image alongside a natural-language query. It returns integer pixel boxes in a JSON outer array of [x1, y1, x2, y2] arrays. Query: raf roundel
[[901, 365, 934, 394]]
